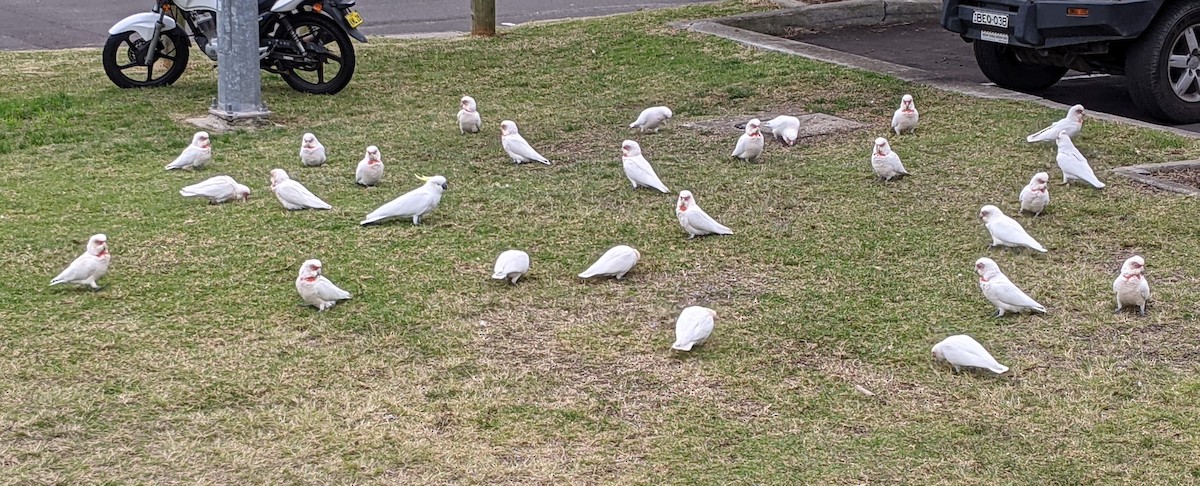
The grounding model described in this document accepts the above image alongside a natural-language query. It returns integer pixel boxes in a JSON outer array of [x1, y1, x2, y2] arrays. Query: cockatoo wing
[[1057, 150, 1104, 188], [50, 254, 95, 285], [623, 156, 669, 193], [989, 218, 1046, 251], [314, 276, 351, 301], [986, 279, 1044, 311], [276, 181, 332, 210], [731, 134, 748, 157], [492, 250, 530, 279], [1026, 118, 1068, 142], [686, 208, 732, 235], [165, 146, 202, 170]]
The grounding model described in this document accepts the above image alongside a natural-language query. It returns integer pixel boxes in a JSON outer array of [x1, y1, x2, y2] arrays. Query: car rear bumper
[[941, 0, 1160, 48]]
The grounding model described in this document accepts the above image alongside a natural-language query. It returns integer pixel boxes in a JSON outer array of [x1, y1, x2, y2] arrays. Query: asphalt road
[[0, 0, 710, 51], [792, 21, 1200, 133]]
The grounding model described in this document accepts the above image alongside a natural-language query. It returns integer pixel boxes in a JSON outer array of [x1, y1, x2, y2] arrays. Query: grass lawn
[[3, 1, 1200, 483]]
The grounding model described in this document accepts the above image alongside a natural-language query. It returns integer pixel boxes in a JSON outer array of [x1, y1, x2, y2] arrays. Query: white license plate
[[980, 30, 1009, 44], [972, 10, 1010, 28]]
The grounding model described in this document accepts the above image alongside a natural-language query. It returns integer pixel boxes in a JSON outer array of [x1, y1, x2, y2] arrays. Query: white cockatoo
[[179, 175, 251, 204], [1027, 104, 1084, 143], [891, 94, 919, 135], [1113, 255, 1151, 316], [980, 205, 1046, 252], [871, 137, 909, 181], [676, 190, 732, 238], [1055, 131, 1105, 188], [269, 168, 331, 210], [49, 234, 110, 290], [975, 257, 1046, 317], [763, 115, 800, 146], [295, 259, 351, 311], [578, 245, 640, 279], [932, 335, 1009, 374], [492, 250, 530, 284], [629, 106, 672, 133], [458, 96, 481, 134], [672, 306, 716, 352], [500, 120, 550, 165], [298, 133, 327, 167], [355, 145, 384, 186], [731, 118, 764, 162], [621, 140, 669, 193], [360, 175, 448, 225], [165, 131, 212, 170], [1019, 172, 1050, 216]]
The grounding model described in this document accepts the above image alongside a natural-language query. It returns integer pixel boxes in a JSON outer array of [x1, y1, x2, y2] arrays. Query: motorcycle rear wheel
[[102, 28, 190, 89], [273, 12, 356, 95]]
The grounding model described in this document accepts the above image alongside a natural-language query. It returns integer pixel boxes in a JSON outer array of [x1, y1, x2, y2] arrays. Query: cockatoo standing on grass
[[492, 250, 530, 284], [299, 133, 327, 167], [180, 175, 251, 204], [1113, 255, 1151, 316], [578, 245, 640, 279], [676, 190, 732, 238], [500, 120, 551, 165], [672, 306, 716, 351], [629, 106, 672, 133], [621, 140, 669, 193], [975, 257, 1046, 317], [295, 259, 351, 311], [269, 169, 332, 210], [871, 137, 908, 181], [355, 145, 384, 186], [731, 118, 764, 162], [932, 335, 1009, 374], [458, 96, 481, 134], [1027, 104, 1084, 143], [360, 175, 448, 225], [763, 115, 800, 146], [1019, 172, 1050, 216], [891, 94, 919, 135], [165, 131, 212, 170], [980, 205, 1046, 252], [1055, 131, 1105, 188]]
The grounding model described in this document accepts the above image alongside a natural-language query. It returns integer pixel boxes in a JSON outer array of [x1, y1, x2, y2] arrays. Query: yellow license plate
[[345, 10, 364, 29]]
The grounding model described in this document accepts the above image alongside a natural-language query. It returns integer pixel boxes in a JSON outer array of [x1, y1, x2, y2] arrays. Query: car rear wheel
[[1126, 0, 1200, 123], [973, 41, 1068, 91]]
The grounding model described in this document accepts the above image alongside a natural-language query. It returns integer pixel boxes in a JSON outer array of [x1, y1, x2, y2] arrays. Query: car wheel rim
[[1168, 24, 1200, 102]]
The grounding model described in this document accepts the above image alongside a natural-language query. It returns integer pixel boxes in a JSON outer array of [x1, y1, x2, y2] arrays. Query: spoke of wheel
[[159, 53, 176, 62], [1172, 70, 1196, 97], [117, 61, 139, 69], [146, 63, 155, 82], [1185, 27, 1199, 52], [1169, 54, 1191, 69]]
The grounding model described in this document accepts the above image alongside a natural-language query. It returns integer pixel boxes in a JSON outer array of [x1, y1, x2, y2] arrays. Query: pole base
[[187, 112, 276, 134]]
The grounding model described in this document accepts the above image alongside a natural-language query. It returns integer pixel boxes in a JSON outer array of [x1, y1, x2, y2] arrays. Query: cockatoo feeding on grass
[[360, 175, 448, 226], [763, 115, 800, 146], [295, 259, 351, 311], [629, 106, 672, 133], [932, 335, 1009, 374], [50, 234, 110, 290], [180, 175, 251, 204], [672, 306, 716, 351], [578, 245, 640, 280], [165, 131, 212, 170], [492, 250, 530, 284]]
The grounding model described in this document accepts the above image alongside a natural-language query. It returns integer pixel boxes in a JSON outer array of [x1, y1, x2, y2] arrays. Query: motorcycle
[[103, 0, 367, 95]]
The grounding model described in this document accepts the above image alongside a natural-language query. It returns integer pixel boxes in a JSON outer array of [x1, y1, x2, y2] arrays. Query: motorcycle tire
[[273, 12, 356, 95], [102, 28, 190, 89]]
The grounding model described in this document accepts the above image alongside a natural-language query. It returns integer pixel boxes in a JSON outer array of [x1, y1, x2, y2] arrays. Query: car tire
[[1126, 0, 1200, 123], [973, 41, 1068, 91]]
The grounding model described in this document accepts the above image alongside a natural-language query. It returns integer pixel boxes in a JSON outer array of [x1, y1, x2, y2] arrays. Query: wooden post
[[471, 0, 496, 36]]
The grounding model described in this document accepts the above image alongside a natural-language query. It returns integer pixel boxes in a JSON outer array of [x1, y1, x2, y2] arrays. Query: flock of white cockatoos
[[47, 94, 1151, 375]]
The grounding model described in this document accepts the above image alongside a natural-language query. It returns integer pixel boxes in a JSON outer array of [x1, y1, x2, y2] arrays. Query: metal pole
[[211, 0, 269, 120], [471, 0, 496, 37]]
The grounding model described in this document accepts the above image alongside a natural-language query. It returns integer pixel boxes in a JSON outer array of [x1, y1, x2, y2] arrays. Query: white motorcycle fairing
[[271, 0, 306, 12], [107, 12, 179, 40]]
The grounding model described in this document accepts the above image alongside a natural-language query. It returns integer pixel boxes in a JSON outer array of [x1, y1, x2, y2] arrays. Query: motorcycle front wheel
[[272, 12, 356, 95], [102, 28, 190, 89]]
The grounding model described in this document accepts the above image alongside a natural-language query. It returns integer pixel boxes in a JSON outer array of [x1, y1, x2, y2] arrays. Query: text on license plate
[[345, 10, 364, 29], [972, 10, 1009, 28]]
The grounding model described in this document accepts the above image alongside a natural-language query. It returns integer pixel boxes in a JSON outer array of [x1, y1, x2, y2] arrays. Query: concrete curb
[[671, 8, 1200, 140], [1112, 161, 1200, 196]]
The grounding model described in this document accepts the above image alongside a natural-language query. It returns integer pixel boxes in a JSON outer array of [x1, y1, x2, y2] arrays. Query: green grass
[[3, 1, 1200, 483]]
